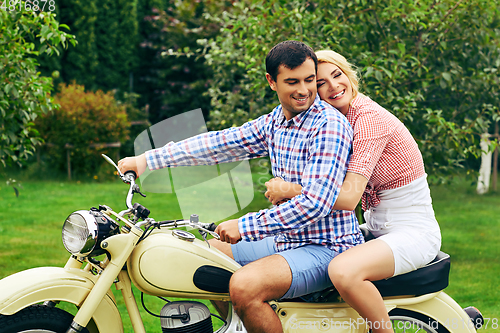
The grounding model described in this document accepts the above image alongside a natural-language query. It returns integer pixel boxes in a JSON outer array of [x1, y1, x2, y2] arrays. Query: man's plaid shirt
[[146, 96, 364, 252]]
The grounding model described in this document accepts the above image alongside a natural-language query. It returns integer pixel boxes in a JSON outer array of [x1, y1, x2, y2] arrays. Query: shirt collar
[[276, 94, 321, 127]]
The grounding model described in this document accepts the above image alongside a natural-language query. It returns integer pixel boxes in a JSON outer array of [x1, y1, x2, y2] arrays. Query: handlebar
[[124, 171, 137, 183], [203, 222, 217, 232], [153, 220, 219, 240], [102, 154, 219, 239]]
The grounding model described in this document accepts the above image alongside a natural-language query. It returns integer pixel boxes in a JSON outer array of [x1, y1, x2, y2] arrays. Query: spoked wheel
[[389, 309, 450, 333], [0, 305, 89, 333]]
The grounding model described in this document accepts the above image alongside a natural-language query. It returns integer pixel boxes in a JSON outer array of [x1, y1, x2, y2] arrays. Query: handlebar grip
[[124, 171, 137, 181], [206, 223, 217, 232]]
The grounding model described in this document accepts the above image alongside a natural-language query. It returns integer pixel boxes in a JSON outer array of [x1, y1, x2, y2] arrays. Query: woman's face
[[316, 62, 353, 115]]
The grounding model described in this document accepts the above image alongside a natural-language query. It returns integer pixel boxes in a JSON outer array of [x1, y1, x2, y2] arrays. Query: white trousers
[[364, 175, 442, 276]]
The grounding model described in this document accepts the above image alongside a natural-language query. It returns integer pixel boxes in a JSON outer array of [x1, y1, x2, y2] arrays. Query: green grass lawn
[[0, 175, 498, 332], [430, 179, 500, 332]]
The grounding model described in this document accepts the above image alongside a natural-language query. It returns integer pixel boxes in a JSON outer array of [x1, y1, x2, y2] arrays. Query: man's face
[[266, 58, 317, 120]]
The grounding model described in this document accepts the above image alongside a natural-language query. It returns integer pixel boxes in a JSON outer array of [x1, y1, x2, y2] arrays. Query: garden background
[[1, 0, 500, 332]]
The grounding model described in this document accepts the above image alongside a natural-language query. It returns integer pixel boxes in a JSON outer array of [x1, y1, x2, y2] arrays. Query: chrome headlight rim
[[62, 210, 99, 256]]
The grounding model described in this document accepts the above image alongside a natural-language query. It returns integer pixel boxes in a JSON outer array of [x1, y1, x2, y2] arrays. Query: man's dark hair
[[265, 40, 318, 82]]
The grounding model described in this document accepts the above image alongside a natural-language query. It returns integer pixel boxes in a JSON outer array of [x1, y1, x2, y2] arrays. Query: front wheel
[[389, 309, 450, 333], [0, 305, 90, 333]]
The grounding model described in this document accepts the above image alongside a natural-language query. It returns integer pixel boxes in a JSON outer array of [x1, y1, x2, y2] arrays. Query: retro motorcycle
[[0, 155, 483, 333]]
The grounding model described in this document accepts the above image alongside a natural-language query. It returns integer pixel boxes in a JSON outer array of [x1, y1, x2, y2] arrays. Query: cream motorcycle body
[[0, 156, 483, 333]]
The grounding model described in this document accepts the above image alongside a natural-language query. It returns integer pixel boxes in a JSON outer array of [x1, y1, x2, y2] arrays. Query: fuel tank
[[127, 228, 240, 300]]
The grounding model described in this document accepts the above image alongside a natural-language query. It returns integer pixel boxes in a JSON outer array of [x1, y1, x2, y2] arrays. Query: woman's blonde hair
[[315, 50, 360, 101]]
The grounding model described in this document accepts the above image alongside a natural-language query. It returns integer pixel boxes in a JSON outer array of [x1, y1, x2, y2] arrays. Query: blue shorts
[[231, 237, 340, 300]]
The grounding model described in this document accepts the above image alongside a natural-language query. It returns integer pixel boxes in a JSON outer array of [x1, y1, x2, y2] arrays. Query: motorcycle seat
[[372, 250, 450, 297], [299, 248, 451, 303]]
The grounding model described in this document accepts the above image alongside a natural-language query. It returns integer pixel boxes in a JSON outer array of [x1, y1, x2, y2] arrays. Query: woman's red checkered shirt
[[346, 95, 425, 210]]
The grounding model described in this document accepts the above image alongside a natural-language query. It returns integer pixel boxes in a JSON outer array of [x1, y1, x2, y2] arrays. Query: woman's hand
[[118, 153, 147, 178], [265, 177, 301, 205]]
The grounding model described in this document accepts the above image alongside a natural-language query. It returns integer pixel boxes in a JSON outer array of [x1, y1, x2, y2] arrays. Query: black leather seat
[[373, 250, 450, 297], [296, 226, 450, 303]]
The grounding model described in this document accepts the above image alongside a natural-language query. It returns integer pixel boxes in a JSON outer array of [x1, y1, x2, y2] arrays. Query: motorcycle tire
[[0, 304, 90, 333], [389, 309, 450, 333]]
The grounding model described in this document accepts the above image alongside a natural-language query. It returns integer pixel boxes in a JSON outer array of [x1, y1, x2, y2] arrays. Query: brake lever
[[190, 223, 220, 240], [199, 229, 210, 248], [102, 154, 124, 177], [132, 184, 146, 197]]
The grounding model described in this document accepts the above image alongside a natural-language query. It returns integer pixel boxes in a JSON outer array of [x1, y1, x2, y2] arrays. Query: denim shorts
[[231, 237, 340, 299]]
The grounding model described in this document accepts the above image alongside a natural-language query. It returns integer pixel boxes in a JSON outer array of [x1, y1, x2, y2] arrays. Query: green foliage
[[42, 0, 138, 94], [35, 83, 129, 179], [193, 0, 500, 182], [55, 0, 99, 90], [94, 0, 138, 93], [135, 0, 231, 124], [0, 10, 76, 169]]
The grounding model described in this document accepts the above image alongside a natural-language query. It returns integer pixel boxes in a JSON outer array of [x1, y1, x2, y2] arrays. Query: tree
[[39, 0, 139, 94], [0, 10, 76, 169], [134, 0, 229, 125], [94, 0, 138, 93], [191, 0, 500, 182], [55, 0, 99, 90]]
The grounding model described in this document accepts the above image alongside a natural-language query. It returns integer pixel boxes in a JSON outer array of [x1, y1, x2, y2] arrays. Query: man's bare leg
[[229, 254, 291, 333]]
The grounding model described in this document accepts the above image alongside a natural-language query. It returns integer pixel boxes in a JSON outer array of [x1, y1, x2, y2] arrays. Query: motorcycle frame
[[0, 226, 477, 333], [0, 164, 478, 333]]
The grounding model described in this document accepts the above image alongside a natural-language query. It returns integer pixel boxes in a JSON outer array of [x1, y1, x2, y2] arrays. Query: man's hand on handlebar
[[215, 219, 242, 244], [118, 154, 147, 178]]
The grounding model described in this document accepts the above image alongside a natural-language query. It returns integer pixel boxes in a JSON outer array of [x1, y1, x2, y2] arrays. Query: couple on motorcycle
[[118, 40, 441, 333]]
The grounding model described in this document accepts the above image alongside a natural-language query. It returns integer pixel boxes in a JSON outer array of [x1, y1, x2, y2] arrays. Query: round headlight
[[62, 210, 99, 256]]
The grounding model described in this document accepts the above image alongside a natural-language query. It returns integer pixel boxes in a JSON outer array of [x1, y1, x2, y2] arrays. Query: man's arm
[[146, 117, 269, 171], [118, 114, 272, 176]]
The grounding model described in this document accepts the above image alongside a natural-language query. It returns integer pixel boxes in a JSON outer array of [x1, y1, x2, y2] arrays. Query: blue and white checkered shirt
[[146, 96, 363, 252]]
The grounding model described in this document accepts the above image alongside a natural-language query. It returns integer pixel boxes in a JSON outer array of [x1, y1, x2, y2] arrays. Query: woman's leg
[[328, 239, 395, 333]]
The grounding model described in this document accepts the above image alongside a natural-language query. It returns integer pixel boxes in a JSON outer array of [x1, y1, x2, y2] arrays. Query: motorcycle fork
[[115, 270, 146, 333], [66, 229, 142, 333]]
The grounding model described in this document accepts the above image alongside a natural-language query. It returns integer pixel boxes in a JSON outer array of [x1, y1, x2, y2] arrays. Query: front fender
[[0, 267, 123, 333]]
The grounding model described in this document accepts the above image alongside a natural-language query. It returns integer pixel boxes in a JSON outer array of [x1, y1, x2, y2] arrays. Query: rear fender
[[391, 292, 477, 333], [0, 267, 123, 333]]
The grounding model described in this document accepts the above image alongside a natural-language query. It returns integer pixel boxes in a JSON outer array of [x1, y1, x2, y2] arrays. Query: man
[[118, 40, 363, 333]]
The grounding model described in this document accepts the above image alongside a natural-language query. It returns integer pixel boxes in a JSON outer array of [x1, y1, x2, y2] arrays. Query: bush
[[36, 83, 129, 180]]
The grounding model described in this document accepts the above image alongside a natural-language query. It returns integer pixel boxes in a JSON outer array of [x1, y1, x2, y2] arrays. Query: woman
[[264, 50, 441, 333]]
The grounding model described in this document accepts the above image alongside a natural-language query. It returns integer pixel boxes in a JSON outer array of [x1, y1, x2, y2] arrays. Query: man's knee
[[229, 255, 292, 305], [229, 270, 255, 307]]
